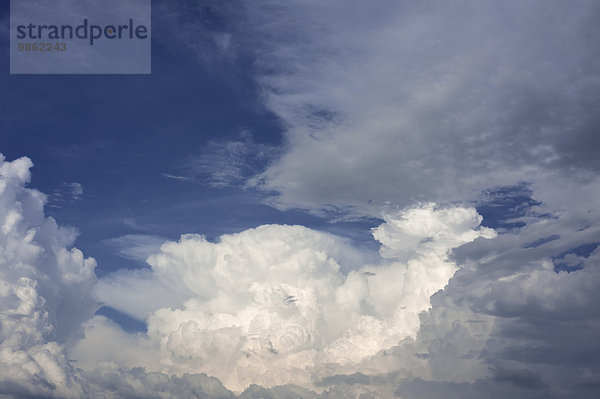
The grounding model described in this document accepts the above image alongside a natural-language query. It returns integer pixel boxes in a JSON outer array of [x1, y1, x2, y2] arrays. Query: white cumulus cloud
[[2, 147, 599, 398], [91, 201, 494, 391], [0, 154, 95, 397]]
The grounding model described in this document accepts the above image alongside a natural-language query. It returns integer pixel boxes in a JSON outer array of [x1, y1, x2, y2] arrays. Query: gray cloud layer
[[244, 0, 600, 216]]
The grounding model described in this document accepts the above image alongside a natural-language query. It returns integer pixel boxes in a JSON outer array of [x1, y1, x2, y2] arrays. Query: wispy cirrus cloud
[[103, 234, 167, 263], [47, 181, 84, 208], [161, 173, 194, 182], [162, 131, 278, 188]]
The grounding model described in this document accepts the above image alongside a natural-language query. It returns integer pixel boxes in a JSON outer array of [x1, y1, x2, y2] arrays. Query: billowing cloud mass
[[0, 154, 95, 397], [2, 1, 600, 398], [1, 153, 498, 397], [3, 152, 598, 398], [0, 155, 237, 398], [91, 203, 494, 391]]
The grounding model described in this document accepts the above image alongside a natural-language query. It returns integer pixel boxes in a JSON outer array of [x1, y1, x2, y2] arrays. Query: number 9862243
[[18, 42, 67, 52]]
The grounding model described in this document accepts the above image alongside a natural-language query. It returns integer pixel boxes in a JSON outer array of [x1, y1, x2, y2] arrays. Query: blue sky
[[1, 0, 381, 279], [1, 1, 600, 398]]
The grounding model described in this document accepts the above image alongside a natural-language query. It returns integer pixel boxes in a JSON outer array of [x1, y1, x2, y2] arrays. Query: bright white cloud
[[0, 154, 500, 397], [0, 154, 243, 398], [91, 202, 494, 391], [0, 154, 95, 397], [2, 147, 599, 399]]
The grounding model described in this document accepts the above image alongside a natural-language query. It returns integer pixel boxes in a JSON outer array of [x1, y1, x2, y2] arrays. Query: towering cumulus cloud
[[2, 153, 500, 396], [0, 155, 95, 397], [93, 203, 495, 391], [2, 159, 599, 399], [0, 155, 237, 398]]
